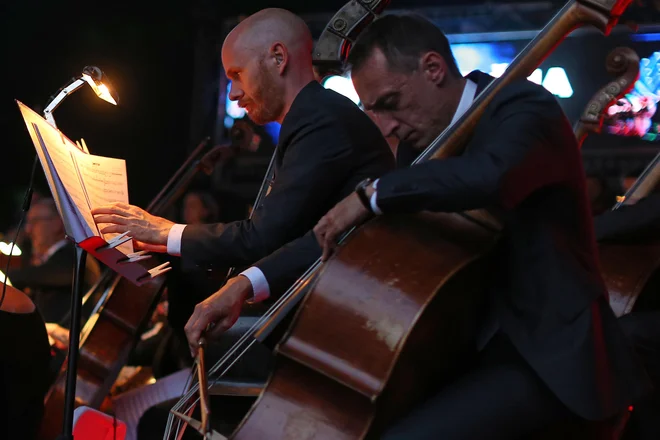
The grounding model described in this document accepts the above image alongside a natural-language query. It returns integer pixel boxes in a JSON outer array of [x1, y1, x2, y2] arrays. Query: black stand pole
[[56, 245, 87, 440]]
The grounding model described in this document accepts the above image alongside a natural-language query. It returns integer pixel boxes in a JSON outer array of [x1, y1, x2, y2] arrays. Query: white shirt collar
[[40, 239, 68, 263], [450, 79, 477, 126]]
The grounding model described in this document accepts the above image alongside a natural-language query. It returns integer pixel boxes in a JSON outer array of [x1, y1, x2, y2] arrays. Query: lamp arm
[[43, 77, 86, 128]]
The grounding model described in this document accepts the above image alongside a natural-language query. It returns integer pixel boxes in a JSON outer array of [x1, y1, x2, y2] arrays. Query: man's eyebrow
[[366, 91, 398, 110]]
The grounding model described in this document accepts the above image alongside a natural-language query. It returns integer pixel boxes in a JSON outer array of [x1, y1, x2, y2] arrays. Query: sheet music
[[17, 102, 97, 240], [73, 151, 134, 255], [16, 100, 163, 286], [36, 127, 88, 241]]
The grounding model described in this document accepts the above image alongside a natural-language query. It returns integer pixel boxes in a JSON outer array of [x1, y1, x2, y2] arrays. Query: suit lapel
[[466, 70, 495, 95]]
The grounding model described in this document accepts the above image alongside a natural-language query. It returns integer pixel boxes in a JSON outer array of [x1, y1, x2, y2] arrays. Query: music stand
[[33, 66, 117, 440]]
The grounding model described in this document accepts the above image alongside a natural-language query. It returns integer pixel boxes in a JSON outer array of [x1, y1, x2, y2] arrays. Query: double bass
[[172, 0, 634, 438]]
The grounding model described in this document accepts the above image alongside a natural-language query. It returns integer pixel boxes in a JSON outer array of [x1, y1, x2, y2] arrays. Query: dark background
[[1, 0, 659, 232]]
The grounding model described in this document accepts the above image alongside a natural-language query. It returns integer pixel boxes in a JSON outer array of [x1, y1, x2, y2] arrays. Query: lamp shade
[[81, 66, 119, 105]]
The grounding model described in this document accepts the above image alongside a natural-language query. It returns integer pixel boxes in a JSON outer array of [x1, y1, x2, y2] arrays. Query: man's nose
[[228, 82, 243, 101], [380, 116, 400, 139]]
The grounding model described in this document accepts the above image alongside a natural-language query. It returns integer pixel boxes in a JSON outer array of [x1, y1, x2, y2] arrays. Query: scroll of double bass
[[574, 47, 640, 145]]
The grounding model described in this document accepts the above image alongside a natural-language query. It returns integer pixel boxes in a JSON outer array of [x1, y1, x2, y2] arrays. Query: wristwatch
[[355, 178, 374, 213]]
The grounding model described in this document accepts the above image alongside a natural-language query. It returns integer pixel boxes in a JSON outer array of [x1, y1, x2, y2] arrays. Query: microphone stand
[[57, 244, 87, 440]]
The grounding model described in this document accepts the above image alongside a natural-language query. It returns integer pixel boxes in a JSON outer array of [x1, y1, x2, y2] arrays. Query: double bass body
[[233, 212, 494, 438]]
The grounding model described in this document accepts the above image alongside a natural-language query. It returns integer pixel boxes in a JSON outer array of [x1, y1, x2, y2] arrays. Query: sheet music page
[[36, 128, 89, 241], [16, 101, 98, 240], [72, 151, 134, 255]]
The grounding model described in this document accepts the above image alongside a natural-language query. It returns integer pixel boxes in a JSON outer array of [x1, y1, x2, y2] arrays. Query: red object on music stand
[[73, 407, 127, 440]]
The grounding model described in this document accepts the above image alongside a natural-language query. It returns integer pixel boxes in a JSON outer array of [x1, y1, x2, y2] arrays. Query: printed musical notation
[[73, 149, 133, 255]]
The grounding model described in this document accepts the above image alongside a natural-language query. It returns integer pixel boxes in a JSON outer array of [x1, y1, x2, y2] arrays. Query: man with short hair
[[9, 198, 100, 324], [310, 14, 651, 438]]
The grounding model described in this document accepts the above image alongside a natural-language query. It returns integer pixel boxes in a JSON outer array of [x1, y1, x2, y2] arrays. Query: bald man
[[92, 9, 395, 323]]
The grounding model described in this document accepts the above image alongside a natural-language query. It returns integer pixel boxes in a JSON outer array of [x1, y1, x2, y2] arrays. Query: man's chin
[[408, 137, 429, 151], [246, 113, 269, 126]]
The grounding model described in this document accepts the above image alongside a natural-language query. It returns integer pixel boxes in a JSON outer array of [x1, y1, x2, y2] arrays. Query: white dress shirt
[[35, 239, 69, 265], [175, 79, 479, 303]]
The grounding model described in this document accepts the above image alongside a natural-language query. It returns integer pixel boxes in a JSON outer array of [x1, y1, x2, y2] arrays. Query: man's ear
[[270, 42, 288, 75], [420, 51, 447, 86]]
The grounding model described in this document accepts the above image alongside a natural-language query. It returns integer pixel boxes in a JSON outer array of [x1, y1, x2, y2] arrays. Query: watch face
[[357, 178, 372, 190]]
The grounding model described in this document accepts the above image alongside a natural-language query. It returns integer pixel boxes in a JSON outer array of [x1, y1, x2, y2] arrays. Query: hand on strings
[[184, 276, 253, 357], [313, 191, 372, 261], [91, 202, 175, 246]]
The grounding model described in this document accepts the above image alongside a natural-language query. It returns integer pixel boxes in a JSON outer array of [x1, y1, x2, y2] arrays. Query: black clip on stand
[[56, 244, 87, 440]]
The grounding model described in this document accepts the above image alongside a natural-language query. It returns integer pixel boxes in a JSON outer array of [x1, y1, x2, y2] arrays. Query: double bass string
[[165, 149, 279, 440], [164, 357, 198, 440], [166, 259, 321, 436], [165, 233, 363, 440]]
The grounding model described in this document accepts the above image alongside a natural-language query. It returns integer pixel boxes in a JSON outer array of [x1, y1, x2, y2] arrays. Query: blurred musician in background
[[8, 197, 100, 326]]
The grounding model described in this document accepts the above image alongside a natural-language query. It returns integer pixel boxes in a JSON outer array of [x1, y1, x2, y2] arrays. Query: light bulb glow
[[82, 73, 117, 105], [0, 242, 22, 256], [0, 269, 12, 286]]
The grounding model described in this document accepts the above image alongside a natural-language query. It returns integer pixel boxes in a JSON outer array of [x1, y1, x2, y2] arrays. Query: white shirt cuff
[[166, 224, 187, 256], [370, 178, 382, 215], [240, 267, 270, 303]]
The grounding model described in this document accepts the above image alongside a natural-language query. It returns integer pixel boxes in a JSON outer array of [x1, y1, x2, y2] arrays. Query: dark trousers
[[382, 333, 576, 440]]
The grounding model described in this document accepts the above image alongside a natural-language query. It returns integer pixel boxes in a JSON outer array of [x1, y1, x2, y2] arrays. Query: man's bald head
[[222, 9, 316, 125], [224, 8, 313, 62]]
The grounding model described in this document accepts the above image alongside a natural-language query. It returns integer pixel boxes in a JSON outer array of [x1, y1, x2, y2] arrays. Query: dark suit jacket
[[368, 71, 650, 420], [250, 141, 422, 297], [179, 81, 395, 271], [8, 241, 100, 325]]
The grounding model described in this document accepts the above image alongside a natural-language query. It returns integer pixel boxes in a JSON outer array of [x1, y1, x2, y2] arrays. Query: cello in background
[[573, 46, 660, 318], [218, 1, 635, 439]]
